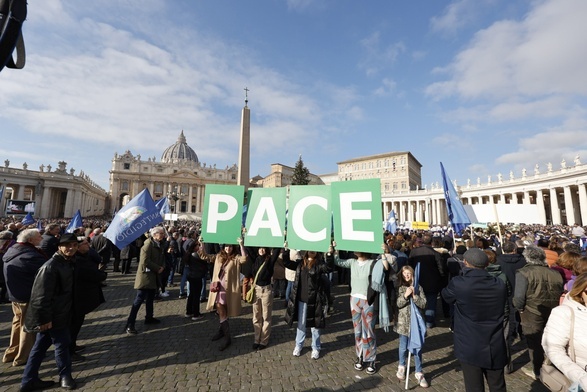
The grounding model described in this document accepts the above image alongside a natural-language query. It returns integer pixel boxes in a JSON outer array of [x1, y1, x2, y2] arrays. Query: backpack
[[0, 0, 26, 72]]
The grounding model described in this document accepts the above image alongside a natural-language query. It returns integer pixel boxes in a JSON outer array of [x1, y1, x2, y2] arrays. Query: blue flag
[[155, 197, 171, 217], [104, 188, 163, 250], [21, 212, 35, 225], [112, 207, 117, 219], [385, 210, 397, 233], [0, 185, 4, 204], [37, 219, 43, 231], [66, 210, 83, 233], [440, 162, 471, 235], [407, 263, 426, 354]]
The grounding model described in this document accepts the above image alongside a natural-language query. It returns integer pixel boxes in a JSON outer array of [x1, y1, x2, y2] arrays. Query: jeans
[[22, 327, 71, 385], [167, 256, 178, 285], [295, 301, 321, 351], [126, 289, 156, 327], [285, 281, 293, 302], [200, 277, 207, 300], [179, 267, 190, 296], [398, 334, 422, 372], [424, 292, 438, 327], [186, 277, 204, 316]]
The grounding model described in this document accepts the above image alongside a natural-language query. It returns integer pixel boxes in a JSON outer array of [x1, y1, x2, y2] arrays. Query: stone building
[[252, 163, 324, 188], [0, 160, 107, 219], [109, 131, 238, 217]]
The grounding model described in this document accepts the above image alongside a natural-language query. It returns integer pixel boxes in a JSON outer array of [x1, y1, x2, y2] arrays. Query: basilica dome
[[161, 131, 199, 164]]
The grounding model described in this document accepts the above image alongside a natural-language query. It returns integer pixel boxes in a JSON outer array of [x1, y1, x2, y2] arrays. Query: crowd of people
[[1, 216, 587, 391]]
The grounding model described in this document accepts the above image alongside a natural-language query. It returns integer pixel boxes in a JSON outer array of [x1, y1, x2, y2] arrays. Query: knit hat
[[463, 248, 488, 268]]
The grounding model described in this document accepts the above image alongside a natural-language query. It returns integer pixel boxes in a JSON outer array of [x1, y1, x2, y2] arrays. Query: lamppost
[[167, 185, 185, 213]]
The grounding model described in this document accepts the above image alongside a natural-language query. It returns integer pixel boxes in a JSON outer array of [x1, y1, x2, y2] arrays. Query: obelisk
[[237, 88, 250, 190]]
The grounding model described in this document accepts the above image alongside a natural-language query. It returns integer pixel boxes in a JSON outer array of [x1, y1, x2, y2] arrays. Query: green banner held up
[[331, 179, 383, 254], [286, 185, 332, 252], [201, 184, 244, 245], [244, 187, 287, 248]]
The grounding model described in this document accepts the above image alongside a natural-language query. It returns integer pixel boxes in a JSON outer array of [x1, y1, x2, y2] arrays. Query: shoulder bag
[[245, 262, 265, 304], [539, 305, 575, 392]]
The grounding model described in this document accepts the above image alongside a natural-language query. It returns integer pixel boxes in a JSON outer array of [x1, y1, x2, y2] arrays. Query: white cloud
[[359, 32, 405, 77], [430, 0, 475, 35]]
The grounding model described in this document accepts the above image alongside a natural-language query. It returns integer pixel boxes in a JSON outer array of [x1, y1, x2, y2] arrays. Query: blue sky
[[2, 0, 587, 191]]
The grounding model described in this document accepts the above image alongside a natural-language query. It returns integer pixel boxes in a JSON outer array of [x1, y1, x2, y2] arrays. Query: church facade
[[109, 131, 238, 217]]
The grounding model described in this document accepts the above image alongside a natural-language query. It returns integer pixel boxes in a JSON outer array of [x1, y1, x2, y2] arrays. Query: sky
[[2, 0, 587, 191]]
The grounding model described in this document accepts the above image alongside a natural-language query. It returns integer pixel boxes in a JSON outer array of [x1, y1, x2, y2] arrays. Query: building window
[[123, 163, 130, 170], [401, 181, 406, 189], [181, 185, 188, 194], [143, 166, 148, 171], [392, 161, 396, 172], [121, 181, 129, 191], [377, 160, 381, 168], [384, 183, 389, 191], [393, 182, 398, 190], [231, 174, 236, 180], [156, 167, 163, 173], [154, 183, 163, 193]]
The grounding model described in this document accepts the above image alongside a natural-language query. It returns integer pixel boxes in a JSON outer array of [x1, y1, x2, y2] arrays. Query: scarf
[[370, 259, 390, 332]]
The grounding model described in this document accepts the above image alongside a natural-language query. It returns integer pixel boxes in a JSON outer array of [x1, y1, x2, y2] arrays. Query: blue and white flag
[[155, 197, 171, 217], [37, 219, 43, 232], [104, 188, 163, 250], [440, 162, 471, 235], [0, 185, 4, 204], [407, 263, 426, 355], [112, 207, 117, 219], [385, 210, 397, 233], [66, 210, 83, 233], [21, 212, 35, 225]]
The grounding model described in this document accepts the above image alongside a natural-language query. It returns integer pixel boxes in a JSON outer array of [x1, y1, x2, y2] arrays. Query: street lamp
[[167, 185, 185, 213]]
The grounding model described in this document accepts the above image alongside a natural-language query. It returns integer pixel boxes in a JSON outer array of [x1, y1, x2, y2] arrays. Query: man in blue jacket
[[442, 248, 508, 392]]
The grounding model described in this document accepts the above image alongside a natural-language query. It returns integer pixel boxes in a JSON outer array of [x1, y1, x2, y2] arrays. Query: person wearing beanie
[[441, 248, 508, 392]]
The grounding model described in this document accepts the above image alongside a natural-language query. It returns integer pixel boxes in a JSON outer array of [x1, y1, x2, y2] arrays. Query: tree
[[291, 155, 310, 185]]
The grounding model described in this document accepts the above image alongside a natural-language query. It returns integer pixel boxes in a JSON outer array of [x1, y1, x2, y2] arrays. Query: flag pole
[[405, 351, 411, 389]]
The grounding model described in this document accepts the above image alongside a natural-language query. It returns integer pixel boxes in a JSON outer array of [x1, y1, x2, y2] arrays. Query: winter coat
[[24, 253, 75, 331], [73, 252, 107, 315], [442, 268, 508, 370], [408, 245, 446, 294], [513, 264, 563, 326], [395, 285, 426, 336], [3, 242, 48, 303], [185, 249, 214, 279], [496, 253, 526, 293], [284, 252, 332, 329], [40, 234, 59, 258], [205, 252, 247, 317], [134, 237, 165, 290], [252, 248, 282, 287], [542, 294, 587, 385]]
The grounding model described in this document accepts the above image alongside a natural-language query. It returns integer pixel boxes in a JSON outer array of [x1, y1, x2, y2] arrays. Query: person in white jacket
[[542, 272, 587, 390]]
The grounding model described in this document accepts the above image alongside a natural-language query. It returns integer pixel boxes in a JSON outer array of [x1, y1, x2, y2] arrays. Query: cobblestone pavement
[[1, 271, 549, 391]]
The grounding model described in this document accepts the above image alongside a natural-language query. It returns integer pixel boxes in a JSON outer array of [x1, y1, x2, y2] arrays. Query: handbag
[[245, 261, 265, 304], [539, 305, 575, 392], [210, 281, 221, 293]]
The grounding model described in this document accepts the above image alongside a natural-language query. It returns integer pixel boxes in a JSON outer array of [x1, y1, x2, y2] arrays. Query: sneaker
[[258, 344, 267, 350], [125, 327, 138, 335], [160, 291, 170, 298], [144, 317, 161, 324], [366, 361, 377, 375], [396, 365, 406, 380], [292, 346, 302, 357], [354, 356, 364, 371], [252, 343, 260, 350], [311, 349, 320, 360], [191, 315, 204, 321], [178, 294, 186, 299], [184, 313, 193, 318], [415, 372, 429, 388]]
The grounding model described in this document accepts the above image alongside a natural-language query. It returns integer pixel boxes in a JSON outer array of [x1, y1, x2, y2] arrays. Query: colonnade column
[[536, 190, 547, 225], [550, 188, 561, 225], [563, 186, 576, 225], [578, 184, 587, 226]]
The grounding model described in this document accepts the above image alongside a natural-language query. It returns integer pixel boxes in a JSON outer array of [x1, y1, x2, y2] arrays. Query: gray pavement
[[1, 271, 548, 391]]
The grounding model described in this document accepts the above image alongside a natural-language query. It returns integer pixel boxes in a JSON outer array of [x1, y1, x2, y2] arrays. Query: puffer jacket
[[284, 251, 332, 329], [24, 253, 75, 331], [542, 294, 587, 385], [3, 242, 48, 302]]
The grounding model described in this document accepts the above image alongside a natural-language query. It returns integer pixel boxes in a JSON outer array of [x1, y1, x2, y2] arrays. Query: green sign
[[286, 185, 332, 252], [331, 179, 383, 254], [244, 187, 287, 248], [201, 184, 244, 245]]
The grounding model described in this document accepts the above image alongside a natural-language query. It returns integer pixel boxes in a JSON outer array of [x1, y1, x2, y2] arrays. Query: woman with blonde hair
[[542, 272, 587, 389], [206, 238, 247, 351]]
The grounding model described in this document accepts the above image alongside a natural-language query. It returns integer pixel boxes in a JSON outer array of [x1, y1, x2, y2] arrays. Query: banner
[[286, 185, 331, 252], [201, 184, 244, 245], [331, 179, 383, 254], [244, 187, 287, 248]]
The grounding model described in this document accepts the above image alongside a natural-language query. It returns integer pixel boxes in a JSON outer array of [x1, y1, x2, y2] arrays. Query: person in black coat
[[184, 240, 214, 319], [70, 237, 107, 359], [40, 223, 60, 257], [284, 249, 332, 359], [21, 233, 80, 391], [408, 234, 446, 328], [441, 248, 508, 392]]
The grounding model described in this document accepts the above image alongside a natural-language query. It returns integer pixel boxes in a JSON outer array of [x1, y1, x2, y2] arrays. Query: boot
[[211, 324, 224, 341], [218, 320, 231, 351]]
